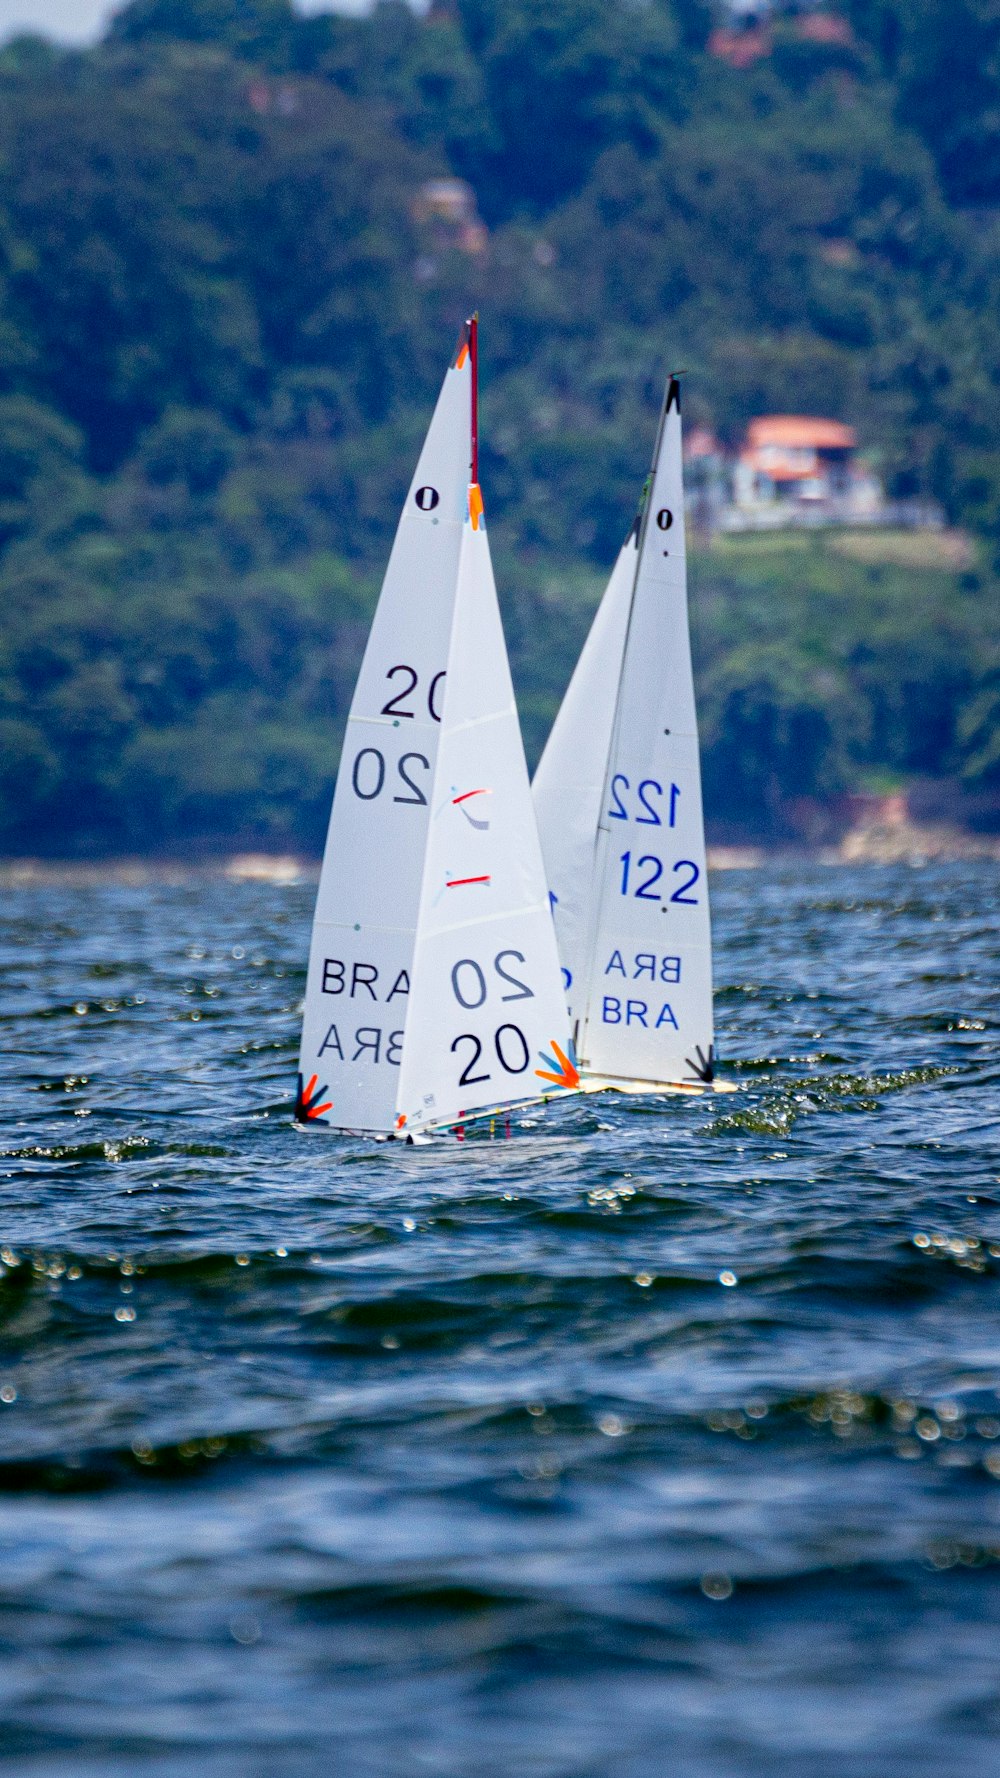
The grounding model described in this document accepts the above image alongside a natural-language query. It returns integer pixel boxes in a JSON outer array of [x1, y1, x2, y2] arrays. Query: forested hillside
[[0, 0, 998, 851]]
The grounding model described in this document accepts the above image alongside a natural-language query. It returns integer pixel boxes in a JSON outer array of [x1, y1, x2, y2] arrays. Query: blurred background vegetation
[[0, 0, 998, 852]]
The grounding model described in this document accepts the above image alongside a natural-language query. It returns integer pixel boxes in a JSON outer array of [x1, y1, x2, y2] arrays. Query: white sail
[[297, 322, 574, 1134], [532, 533, 636, 1026], [534, 377, 715, 1087], [296, 329, 473, 1133], [396, 515, 571, 1134]]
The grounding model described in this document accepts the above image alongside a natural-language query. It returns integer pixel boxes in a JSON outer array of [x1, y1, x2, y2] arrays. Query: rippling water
[[1, 862, 998, 1776]]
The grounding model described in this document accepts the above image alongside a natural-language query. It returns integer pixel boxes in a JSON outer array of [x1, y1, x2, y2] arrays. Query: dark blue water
[[1, 861, 998, 1777]]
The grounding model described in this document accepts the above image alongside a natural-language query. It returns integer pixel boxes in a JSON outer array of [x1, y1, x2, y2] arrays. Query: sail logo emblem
[[535, 1038, 580, 1092], [684, 1044, 715, 1084], [295, 1072, 333, 1125]]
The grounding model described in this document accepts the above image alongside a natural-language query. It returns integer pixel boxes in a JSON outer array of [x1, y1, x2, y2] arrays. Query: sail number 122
[[608, 775, 679, 826], [619, 853, 700, 904]]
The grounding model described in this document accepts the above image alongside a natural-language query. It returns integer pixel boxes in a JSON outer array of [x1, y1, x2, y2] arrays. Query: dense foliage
[[0, 0, 998, 850]]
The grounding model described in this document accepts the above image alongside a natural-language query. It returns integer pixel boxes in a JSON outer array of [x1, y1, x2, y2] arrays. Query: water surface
[[1, 862, 998, 1776]]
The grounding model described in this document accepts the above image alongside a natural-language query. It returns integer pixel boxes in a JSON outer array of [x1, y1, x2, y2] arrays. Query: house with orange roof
[[685, 412, 942, 533], [709, 3, 856, 67], [725, 414, 884, 528]]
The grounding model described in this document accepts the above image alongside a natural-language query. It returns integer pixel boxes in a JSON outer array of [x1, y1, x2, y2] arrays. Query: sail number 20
[[449, 948, 534, 1088], [380, 664, 445, 723], [351, 748, 429, 806], [619, 853, 701, 904]]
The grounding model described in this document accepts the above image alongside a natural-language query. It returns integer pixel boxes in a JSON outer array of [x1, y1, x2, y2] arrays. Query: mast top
[[451, 314, 479, 485], [468, 312, 479, 486]]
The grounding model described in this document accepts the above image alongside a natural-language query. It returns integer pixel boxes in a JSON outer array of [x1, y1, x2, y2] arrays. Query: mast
[[469, 312, 479, 487]]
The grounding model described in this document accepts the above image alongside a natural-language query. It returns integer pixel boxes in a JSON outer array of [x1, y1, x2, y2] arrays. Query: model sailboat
[[533, 374, 721, 1095], [296, 320, 576, 1137]]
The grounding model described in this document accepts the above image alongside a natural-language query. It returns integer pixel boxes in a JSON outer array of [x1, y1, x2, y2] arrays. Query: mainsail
[[533, 376, 715, 1088], [297, 321, 572, 1135]]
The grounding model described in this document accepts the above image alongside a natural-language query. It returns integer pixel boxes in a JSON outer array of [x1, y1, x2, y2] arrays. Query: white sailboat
[[533, 374, 725, 1096], [296, 319, 576, 1137]]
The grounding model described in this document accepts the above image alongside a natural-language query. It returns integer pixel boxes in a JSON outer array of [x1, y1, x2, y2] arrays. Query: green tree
[[455, 0, 682, 213]]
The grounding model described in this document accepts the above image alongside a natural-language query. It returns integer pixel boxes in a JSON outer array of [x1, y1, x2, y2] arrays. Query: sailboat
[[296, 319, 576, 1138], [533, 374, 728, 1097]]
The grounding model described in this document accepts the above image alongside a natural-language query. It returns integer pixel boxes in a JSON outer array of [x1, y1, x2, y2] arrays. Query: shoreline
[[1, 822, 998, 888]]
